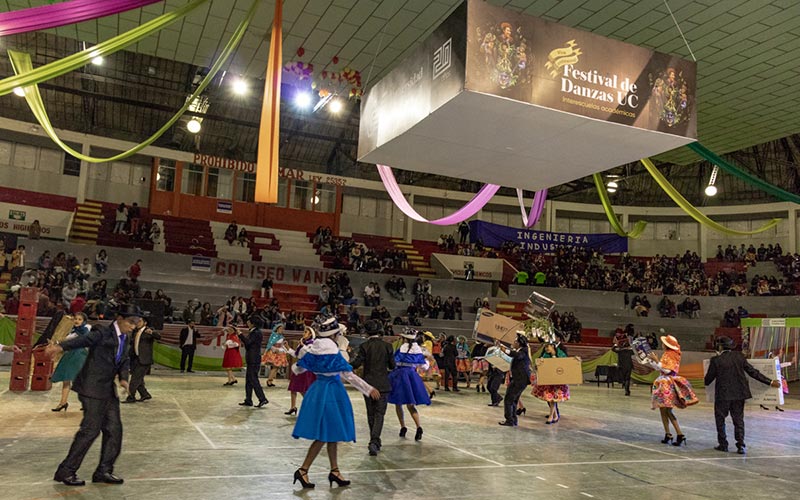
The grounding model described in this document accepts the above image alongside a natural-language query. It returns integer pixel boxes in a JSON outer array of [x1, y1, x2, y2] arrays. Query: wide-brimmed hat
[[400, 328, 421, 340], [422, 331, 435, 341], [660, 335, 680, 350], [313, 315, 341, 337], [363, 320, 384, 336], [115, 303, 144, 319]]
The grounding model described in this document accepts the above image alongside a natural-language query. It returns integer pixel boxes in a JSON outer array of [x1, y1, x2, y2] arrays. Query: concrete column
[[788, 208, 797, 255], [545, 200, 554, 232], [621, 212, 629, 230], [699, 221, 708, 261], [76, 143, 91, 203], [403, 193, 413, 243]]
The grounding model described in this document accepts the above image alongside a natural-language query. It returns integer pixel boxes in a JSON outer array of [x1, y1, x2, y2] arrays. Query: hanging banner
[[469, 220, 627, 254]]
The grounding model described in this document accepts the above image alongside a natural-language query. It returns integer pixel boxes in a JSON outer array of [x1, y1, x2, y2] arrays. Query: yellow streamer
[[592, 173, 647, 238], [640, 158, 781, 235]]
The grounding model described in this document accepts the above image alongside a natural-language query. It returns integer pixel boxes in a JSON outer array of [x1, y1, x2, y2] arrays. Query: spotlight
[[186, 119, 202, 134], [12, 87, 25, 97], [91, 56, 104, 66], [606, 180, 618, 193], [328, 99, 343, 114], [232, 78, 248, 95], [704, 185, 718, 197], [295, 91, 312, 109]]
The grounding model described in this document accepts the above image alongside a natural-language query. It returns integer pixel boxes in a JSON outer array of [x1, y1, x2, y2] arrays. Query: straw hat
[[660, 334, 680, 350]]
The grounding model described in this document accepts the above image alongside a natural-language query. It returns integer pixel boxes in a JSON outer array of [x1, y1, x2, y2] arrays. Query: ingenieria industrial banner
[[469, 220, 628, 254]]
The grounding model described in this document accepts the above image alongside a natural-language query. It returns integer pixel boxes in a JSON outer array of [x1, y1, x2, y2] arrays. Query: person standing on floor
[[285, 326, 317, 415], [532, 343, 570, 424], [486, 361, 506, 407], [704, 336, 780, 454], [124, 316, 161, 403], [292, 315, 379, 489], [51, 313, 91, 412], [44, 304, 142, 486], [388, 328, 432, 441], [471, 341, 489, 393], [499, 334, 531, 427], [349, 320, 395, 456], [262, 324, 289, 387], [221, 326, 243, 386], [239, 316, 268, 408], [613, 334, 635, 396], [179, 320, 201, 373], [442, 335, 459, 392]]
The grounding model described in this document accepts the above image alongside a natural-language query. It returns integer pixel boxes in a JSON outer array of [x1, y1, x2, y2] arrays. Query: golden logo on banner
[[545, 39, 582, 77]]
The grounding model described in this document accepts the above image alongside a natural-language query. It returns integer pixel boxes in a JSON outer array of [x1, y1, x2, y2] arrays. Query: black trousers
[[57, 395, 122, 476], [180, 345, 196, 371], [715, 399, 746, 447], [487, 370, 504, 405], [443, 364, 458, 390], [244, 363, 267, 404], [503, 381, 528, 425], [128, 359, 151, 399], [364, 392, 389, 447], [619, 365, 632, 393]]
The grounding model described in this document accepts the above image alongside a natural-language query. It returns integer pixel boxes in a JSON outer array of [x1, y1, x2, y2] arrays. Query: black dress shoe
[[187, 370, 195, 373], [54, 473, 85, 486], [368, 442, 379, 456], [92, 472, 124, 484], [498, 421, 516, 427], [239, 401, 253, 406], [736, 446, 746, 455], [140, 394, 152, 401], [714, 444, 728, 452], [121, 397, 137, 404], [256, 400, 269, 408]]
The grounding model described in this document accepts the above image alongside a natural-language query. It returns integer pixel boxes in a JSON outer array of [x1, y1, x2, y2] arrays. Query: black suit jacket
[[704, 350, 772, 401], [350, 336, 395, 393], [442, 342, 458, 367], [179, 327, 201, 348], [239, 328, 263, 365], [131, 327, 162, 365], [60, 322, 129, 400]]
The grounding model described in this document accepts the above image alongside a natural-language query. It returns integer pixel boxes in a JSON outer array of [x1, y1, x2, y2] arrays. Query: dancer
[[486, 362, 505, 407], [442, 335, 459, 392], [285, 326, 316, 415], [349, 320, 395, 455], [612, 333, 634, 396], [238, 317, 268, 408], [51, 313, 90, 412], [499, 334, 531, 427], [471, 340, 489, 393], [455, 336, 472, 388], [704, 336, 779, 454], [532, 343, 570, 424], [418, 331, 440, 397], [125, 316, 160, 402], [388, 328, 432, 440], [292, 316, 379, 489], [221, 326, 242, 386], [645, 334, 698, 446], [262, 323, 289, 387]]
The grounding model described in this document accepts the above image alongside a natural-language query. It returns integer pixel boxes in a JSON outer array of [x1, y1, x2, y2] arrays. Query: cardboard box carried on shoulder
[[535, 357, 583, 385], [483, 346, 512, 372], [472, 308, 522, 345]]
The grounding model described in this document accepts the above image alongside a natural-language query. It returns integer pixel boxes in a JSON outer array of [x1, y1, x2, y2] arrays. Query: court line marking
[[426, 433, 504, 466], [556, 483, 569, 488], [580, 492, 594, 498], [536, 476, 547, 480], [171, 396, 217, 450]]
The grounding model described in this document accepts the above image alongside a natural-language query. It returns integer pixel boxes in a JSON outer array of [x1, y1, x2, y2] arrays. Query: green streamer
[[688, 142, 800, 205], [592, 173, 648, 238], [0, 0, 210, 97], [8, 0, 259, 163], [640, 158, 782, 235]]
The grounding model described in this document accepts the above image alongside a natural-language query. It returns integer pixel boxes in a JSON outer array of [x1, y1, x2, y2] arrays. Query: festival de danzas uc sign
[[192, 153, 348, 187]]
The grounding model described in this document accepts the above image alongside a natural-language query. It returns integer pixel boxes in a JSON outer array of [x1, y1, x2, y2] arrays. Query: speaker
[[134, 300, 165, 330]]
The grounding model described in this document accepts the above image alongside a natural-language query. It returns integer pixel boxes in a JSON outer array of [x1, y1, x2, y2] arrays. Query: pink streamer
[[377, 165, 500, 226], [0, 0, 163, 37], [516, 188, 548, 227]]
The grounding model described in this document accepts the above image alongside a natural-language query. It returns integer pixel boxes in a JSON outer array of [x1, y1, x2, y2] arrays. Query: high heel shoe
[[51, 403, 69, 412], [429, 390, 435, 399], [267, 381, 276, 387], [516, 407, 526, 416], [399, 427, 408, 438], [293, 468, 314, 489], [760, 405, 770, 410], [672, 434, 687, 446], [415, 427, 423, 441], [661, 433, 673, 444], [284, 407, 298, 416], [328, 469, 350, 487], [232, 379, 238, 385]]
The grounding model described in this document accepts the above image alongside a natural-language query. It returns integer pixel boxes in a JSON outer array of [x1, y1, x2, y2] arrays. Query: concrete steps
[[69, 201, 102, 244]]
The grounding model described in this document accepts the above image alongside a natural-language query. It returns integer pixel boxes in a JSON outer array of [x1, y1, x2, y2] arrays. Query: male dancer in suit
[[124, 316, 161, 403], [704, 336, 780, 454], [612, 334, 635, 396], [179, 320, 201, 372], [239, 316, 268, 407], [350, 320, 395, 456], [45, 304, 142, 486]]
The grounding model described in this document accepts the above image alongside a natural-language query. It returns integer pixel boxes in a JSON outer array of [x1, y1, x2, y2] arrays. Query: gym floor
[[0, 369, 797, 500]]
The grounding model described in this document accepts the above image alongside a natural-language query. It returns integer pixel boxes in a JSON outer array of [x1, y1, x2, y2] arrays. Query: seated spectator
[[737, 305, 749, 318], [61, 281, 78, 309], [95, 249, 109, 276], [37, 250, 52, 270], [237, 227, 248, 247], [199, 302, 214, 326], [657, 296, 677, 318], [454, 297, 463, 320], [442, 296, 455, 320], [224, 221, 238, 245], [128, 259, 143, 281], [70, 292, 86, 314], [722, 308, 740, 328], [150, 222, 161, 244], [182, 299, 200, 323], [429, 295, 442, 319]]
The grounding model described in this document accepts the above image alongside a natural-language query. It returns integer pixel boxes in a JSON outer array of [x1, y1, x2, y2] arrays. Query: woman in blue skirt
[[51, 313, 90, 412], [292, 315, 379, 489], [389, 329, 432, 441]]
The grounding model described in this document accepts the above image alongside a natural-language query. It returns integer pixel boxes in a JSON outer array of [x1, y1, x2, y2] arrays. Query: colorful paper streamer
[[0, 0, 163, 37], [640, 158, 781, 235], [8, 0, 258, 163], [592, 173, 648, 238], [517, 188, 548, 228]]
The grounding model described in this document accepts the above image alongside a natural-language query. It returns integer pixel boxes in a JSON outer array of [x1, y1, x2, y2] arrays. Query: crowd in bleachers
[[112, 202, 160, 244], [223, 221, 249, 246], [715, 243, 783, 263], [312, 226, 409, 273]]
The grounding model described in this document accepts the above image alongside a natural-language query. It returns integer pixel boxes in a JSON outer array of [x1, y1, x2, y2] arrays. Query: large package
[[472, 309, 522, 345], [535, 357, 583, 385]]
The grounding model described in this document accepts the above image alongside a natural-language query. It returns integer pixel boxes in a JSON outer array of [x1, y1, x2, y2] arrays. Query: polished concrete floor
[[0, 368, 798, 500]]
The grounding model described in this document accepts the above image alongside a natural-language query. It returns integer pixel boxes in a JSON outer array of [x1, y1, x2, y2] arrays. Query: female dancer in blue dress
[[389, 329, 432, 441], [292, 315, 379, 489], [51, 313, 90, 412]]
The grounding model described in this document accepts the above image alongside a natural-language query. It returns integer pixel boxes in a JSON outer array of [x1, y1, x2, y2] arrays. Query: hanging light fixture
[[606, 180, 618, 193], [705, 165, 719, 196], [186, 119, 202, 133]]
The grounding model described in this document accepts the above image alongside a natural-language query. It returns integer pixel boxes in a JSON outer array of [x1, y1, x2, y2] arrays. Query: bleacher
[[161, 215, 216, 257]]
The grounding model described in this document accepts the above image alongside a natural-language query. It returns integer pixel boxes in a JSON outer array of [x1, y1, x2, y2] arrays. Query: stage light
[[187, 119, 202, 134], [704, 185, 718, 197], [606, 180, 618, 193], [329, 99, 343, 114], [91, 56, 104, 66], [12, 87, 25, 97], [232, 78, 248, 95], [295, 91, 312, 109]]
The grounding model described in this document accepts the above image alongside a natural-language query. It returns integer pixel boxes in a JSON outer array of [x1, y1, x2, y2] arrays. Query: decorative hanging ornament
[[297, 46, 305, 57], [332, 55, 339, 64]]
